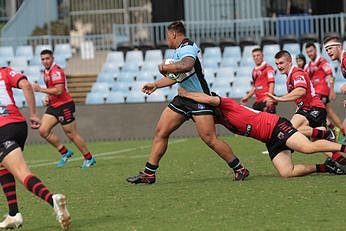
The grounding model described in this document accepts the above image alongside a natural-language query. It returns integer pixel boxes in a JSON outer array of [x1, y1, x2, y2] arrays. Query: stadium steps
[[67, 74, 97, 104]]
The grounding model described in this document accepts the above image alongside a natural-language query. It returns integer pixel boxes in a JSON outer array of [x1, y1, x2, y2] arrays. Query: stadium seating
[[228, 85, 249, 98], [203, 47, 222, 64], [110, 82, 131, 93], [282, 43, 300, 57], [125, 94, 146, 103], [0, 46, 14, 63], [10, 57, 28, 73], [279, 34, 298, 48], [90, 82, 111, 93], [136, 70, 156, 82], [235, 66, 253, 77], [101, 62, 120, 73], [125, 50, 143, 66], [203, 58, 219, 69], [146, 91, 166, 102], [0, 57, 8, 66], [105, 51, 125, 68], [116, 42, 134, 56], [274, 83, 287, 96], [29, 55, 42, 67], [199, 38, 216, 53], [96, 71, 116, 83], [144, 49, 163, 64], [105, 92, 126, 104], [219, 38, 237, 53], [261, 36, 278, 47], [220, 57, 238, 68], [216, 67, 235, 79], [24, 65, 42, 83], [85, 92, 107, 104], [55, 55, 68, 69], [15, 45, 33, 61], [223, 46, 241, 63], [54, 43, 72, 60], [263, 44, 280, 59], [122, 62, 140, 72]]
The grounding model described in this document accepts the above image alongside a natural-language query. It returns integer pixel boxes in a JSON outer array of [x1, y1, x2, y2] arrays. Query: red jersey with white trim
[[252, 62, 275, 102], [216, 97, 279, 142], [0, 67, 26, 127], [43, 63, 73, 108], [306, 56, 333, 96], [341, 51, 346, 78], [286, 66, 325, 109]]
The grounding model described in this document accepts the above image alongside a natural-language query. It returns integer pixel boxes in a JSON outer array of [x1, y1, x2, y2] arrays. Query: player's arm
[[326, 73, 336, 101], [178, 88, 220, 106], [18, 78, 40, 129], [266, 87, 306, 102], [159, 56, 195, 74], [142, 77, 176, 95], [32, 83, 64, 95]]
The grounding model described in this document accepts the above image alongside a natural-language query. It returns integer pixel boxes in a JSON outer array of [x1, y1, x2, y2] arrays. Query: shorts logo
[[277, 132, 285, 140], [244, 124, 252, 136], [197, 104, 205, 109], [58, 116, 64, 123], [310, 110, 319, 118], [3, 141, 15, 149]]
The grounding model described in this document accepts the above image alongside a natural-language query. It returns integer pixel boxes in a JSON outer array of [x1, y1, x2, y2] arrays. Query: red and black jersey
[[341, 51, 346, 78], [286, 66, 325, 109], [306, 56, 333, 96], [252, 62, 275, 102], [43, 63, 73, 108], [216, 97, 279, 142], [0, 67, 26, 127]]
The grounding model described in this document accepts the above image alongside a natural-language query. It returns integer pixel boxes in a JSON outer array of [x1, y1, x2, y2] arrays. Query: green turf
[[5, 136, 346, 230]]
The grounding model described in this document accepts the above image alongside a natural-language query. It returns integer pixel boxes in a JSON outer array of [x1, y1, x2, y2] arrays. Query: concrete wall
[[22, 95, 345, 144]]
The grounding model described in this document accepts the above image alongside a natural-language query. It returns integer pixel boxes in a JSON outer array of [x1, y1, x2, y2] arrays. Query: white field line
[[28, 139, 188, 168]]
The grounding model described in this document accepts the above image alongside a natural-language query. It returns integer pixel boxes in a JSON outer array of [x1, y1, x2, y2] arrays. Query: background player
[[240, 47, 276, 113]]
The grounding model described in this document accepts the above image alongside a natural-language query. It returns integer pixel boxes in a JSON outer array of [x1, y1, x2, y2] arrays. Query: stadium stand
[[219, 37, 237, 53], [15, 45, 33, 62], [203, 47, 222, 64], [105, 91, 126, 104], [199, 38, 216, 53], [0, 46, 14, 63], [54, 43, 73, 60], [10, 57, 28, 73], [35, 44, 52, 56]]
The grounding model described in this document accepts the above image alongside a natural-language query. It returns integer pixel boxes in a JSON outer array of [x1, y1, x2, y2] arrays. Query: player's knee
[[200, 133, 217, 148], [38, 127, 50, 138], [299, 145, 314, 154], [278, 170, 293, 178]]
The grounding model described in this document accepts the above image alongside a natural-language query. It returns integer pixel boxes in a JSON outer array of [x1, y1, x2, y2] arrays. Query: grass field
[[6, 136, 346, 231]]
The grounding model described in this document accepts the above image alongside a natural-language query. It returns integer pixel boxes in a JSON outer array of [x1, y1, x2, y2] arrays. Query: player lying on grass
[[177, 88, 346, 177]]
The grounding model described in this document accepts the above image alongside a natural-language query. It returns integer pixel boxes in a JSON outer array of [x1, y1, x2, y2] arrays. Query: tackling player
[[178, 88, 346, 177], [32, 50, 96, 168]]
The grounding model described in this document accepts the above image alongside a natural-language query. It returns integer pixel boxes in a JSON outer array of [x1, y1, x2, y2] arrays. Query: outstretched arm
[[178, 88, 220, 106], [266, 87, 306, 102]]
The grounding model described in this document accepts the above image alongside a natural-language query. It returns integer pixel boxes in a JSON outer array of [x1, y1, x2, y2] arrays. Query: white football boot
[[0, 213, 23, 229], [52, 194, 71, 230]]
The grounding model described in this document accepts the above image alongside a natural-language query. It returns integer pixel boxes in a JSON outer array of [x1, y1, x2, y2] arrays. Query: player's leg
[[0, 167, 22, 229], [272, 150, 316, 177], [1, 148, 71, 229], [127, 107, 185, 184], [39, 114, 74, 167], [193, 114, 249, 181], [61, 121, 95, 168]]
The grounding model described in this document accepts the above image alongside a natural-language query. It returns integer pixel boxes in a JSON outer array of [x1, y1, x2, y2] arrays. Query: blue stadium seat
[[117, 71, 136, 82], [110, 82, 131, 93], [105, 51, 124, 68], [122, 62, 140, 72], [203, 47, 222, 64], [101, 62, 120, 73], [34, 92, 46, 107], [55, 55, 67, 69], [223, 46, 241, 62], [203, 58, 219, 69], [10, 57, 28, 73], [220, 57, 238, 68], [125, 50, 143, 66], [210, 83, 231, 97], [24, 65, 42, 83], [239, 56, 254, 67], [96, 71, 116, 83], [106, 92, 125, 104], [0, 57, 8, 66], [90, 82, 111, 93], [13, 94, 26, 108], [228, 86, 249, 99], [85, 92, 107, 104], [263, 44, 280, 59], [15, 45, 33, 61], [282, 43, 300, 57], [136, 70, 156, 82], [216, 67, 235, 79], [29, 55, 42, 67], [54, 43, 72, 60], [235, 66, 252, 77], [242, 45, 260, 58], [232, 77, 252, 89], [0, 46, 14, 63], [145, 49, 163, 64]]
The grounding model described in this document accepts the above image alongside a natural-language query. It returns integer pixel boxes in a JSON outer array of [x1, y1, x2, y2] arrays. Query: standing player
[[305, 42, 345, 139], [0, 66, 70, 229], [267, 50, 346, 164], [323, 35, 346, 139], [178, 88, 346, 177], [32, 49, 96, 168], [127, 21, 249, 184], [240, 48, 276, 113]]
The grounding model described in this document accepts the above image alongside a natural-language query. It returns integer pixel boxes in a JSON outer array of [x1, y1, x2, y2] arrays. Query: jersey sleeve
[[50, 69, 66, 85], [321, 61, 333, 76], [5, 68, 27, 88], [178, 45, 198, 60], [266, 67, 275, 83], [292, 73, 307, 89]]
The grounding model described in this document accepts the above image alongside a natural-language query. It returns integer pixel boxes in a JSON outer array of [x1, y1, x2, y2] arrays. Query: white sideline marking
[[28, 139, 188, 168]]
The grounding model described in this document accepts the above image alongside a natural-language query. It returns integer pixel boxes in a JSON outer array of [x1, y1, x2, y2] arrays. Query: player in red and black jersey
[[178, 88, 346, 177], [0, 67, 70, 229], [305, 42, 345, 139], [267, 50, 346, 164], [241, 48, 276, 113], [32, 49, 96, 168]]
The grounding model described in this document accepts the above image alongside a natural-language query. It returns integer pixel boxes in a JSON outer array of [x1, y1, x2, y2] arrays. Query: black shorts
[[295, 106, 327, 128], [266, 118, 297, 160], [318, 94, 330, 105], [46, 101, 75, 125], [252, 101, 276, 114], [168, 95, 214, 119], [0, 122, 27, 162]]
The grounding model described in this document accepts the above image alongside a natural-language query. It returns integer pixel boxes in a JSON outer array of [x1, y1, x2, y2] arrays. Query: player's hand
[[32, 83, 41, 92], [266, 92, 279, 102], [240, 97, 247, 105], [329, 91, 336, 102], [43, 95, 50, 106], [142, 83, 157, 95], [29, 115, 41, 129]]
